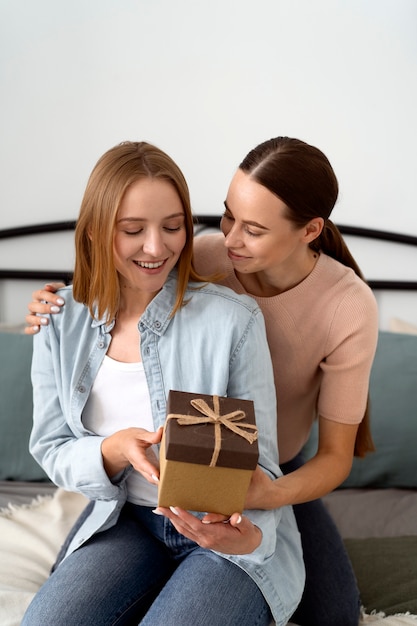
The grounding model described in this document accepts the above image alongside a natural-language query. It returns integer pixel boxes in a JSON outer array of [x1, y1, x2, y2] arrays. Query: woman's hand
[[241, 419, 359, 511], [25, 283, 65, 335], [154, 506, 262, 555], [101, 426, 163, 484]]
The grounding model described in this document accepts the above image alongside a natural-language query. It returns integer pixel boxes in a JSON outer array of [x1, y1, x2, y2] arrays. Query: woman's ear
[[302, 217, 324, 243]]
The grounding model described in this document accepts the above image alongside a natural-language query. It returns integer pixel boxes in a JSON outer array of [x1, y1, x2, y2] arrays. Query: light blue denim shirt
[[30, 273, 304, 625]]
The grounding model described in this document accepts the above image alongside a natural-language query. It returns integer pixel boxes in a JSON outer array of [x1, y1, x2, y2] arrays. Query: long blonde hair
[[73, 141, 209, 323]]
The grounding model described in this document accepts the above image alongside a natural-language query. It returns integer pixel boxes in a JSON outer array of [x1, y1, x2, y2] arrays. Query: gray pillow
[[344, 536, 417, 615], [303, 331, 417, 488], [0, 332, 49, 481]]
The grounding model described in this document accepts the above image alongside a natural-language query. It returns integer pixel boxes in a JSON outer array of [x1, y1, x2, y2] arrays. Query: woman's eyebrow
[[117, 212, 184, 224], [223, 201, 270, 231]]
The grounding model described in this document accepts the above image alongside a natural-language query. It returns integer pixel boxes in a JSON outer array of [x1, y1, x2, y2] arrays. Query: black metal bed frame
[[1, 219, 417, 290]]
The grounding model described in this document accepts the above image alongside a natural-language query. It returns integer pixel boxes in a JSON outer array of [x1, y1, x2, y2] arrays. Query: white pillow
[[389, 318, 417, 335]]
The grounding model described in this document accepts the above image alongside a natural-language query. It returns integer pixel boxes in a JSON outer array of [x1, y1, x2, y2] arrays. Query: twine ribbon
[[167, 395, 258, 467]]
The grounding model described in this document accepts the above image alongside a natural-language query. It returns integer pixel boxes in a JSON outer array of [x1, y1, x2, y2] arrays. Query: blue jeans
[[282, 455, 361, 626], [22, 504, 272, 626]]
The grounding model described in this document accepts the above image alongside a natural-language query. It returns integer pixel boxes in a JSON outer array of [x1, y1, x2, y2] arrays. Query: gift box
[[158, 390, 259, 515]]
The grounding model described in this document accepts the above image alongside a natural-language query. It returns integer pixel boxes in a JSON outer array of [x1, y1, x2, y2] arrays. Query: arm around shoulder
[[25, 283, 66, 333]]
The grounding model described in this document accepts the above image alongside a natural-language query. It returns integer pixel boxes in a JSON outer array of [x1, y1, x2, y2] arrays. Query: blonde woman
[[22, 141, 304, 626]]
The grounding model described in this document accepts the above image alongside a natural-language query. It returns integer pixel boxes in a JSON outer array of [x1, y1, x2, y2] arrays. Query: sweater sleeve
[[318, 278, 379, 423]]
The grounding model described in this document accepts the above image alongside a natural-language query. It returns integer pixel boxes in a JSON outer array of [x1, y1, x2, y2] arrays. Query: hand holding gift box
[[158, 390, 259, 515]]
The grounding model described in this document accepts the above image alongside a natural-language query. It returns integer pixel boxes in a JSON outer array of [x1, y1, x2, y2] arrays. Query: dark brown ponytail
[[315, 219, 365, 280]]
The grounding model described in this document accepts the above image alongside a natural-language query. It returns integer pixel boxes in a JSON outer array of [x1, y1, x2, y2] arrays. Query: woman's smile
[[113, 177, 186, 297], [133, 258, 167, 271]]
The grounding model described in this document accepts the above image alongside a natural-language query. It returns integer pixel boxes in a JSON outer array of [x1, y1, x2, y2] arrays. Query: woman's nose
[[142, 230, 165, 256], [224, 225, 242, 248]]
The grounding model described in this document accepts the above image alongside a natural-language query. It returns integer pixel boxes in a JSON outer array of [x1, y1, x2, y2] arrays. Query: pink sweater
[[193, 233, 379, 463]]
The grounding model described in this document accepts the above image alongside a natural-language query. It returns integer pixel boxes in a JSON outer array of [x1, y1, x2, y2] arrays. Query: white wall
[[1, 0, 417, 231], [1, 0, 417, 325]]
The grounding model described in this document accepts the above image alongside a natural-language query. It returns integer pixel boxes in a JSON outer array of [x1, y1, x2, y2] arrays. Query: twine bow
[[167, 395, 258, 467]]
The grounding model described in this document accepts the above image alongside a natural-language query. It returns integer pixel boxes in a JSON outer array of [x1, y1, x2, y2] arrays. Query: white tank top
[[82, 355, 158, 506]]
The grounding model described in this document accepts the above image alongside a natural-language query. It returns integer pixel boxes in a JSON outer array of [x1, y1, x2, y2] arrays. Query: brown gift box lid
[[164, 390, 258, 469]]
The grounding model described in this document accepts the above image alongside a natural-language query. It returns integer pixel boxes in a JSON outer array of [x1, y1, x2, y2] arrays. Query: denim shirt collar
[[90, 272, 178, 336]]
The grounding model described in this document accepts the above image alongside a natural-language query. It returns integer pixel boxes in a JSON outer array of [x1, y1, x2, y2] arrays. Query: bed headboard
[[1, 219, 417, 327]]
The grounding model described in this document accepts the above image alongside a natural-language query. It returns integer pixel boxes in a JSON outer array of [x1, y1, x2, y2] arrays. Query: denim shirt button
[[78, 385, 86, 393], [154, 320, 161, 330], [98, 341, 105, 348]]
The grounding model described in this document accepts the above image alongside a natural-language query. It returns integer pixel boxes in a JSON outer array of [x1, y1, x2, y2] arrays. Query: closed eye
[[164, 226, 182, 232], [222, 210, 262, 237]]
